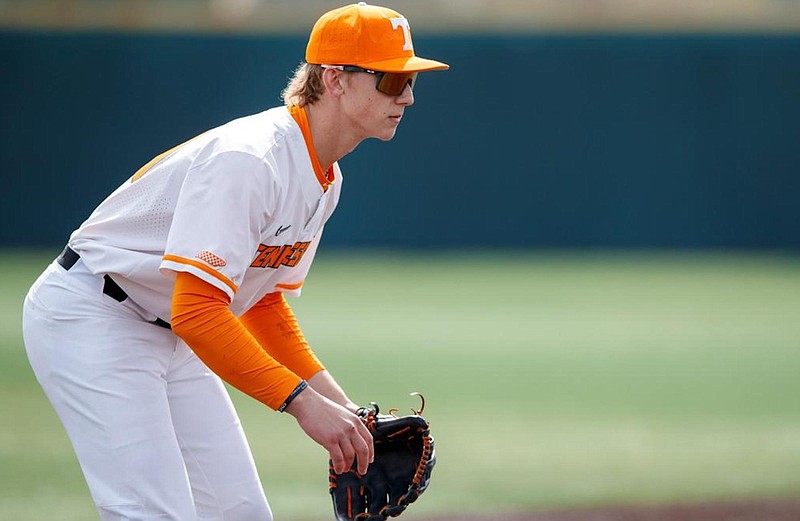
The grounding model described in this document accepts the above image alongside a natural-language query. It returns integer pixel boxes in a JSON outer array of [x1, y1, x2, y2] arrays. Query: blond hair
[[281, 63, 325, 107]]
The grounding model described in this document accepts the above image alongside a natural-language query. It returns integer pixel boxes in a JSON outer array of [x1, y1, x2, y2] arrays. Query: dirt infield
[[422, 498, 800, 521]]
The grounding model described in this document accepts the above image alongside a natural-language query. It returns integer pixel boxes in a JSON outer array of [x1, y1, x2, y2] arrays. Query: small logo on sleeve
[[275, 224, 292, 237], [196, 250, 227, 267]]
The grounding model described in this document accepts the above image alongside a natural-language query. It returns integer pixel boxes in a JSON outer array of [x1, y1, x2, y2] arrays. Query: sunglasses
[[321, 65, 417, 97]]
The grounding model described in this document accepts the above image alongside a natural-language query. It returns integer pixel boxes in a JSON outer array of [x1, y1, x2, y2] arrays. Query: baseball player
[[21, 3, 448, 520]]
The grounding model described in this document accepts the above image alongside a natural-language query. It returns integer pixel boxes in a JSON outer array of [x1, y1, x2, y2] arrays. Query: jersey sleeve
[[160, 149, 277, 300]]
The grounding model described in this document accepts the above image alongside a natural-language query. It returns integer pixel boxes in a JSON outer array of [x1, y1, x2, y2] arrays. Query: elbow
[[170, 309, 197, 343]]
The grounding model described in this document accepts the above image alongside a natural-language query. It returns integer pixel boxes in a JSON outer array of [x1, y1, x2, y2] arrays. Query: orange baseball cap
[[305, 2, 449, 73]]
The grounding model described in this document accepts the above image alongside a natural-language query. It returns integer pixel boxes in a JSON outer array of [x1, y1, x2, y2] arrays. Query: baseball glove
[[329, 393, 435, 521]]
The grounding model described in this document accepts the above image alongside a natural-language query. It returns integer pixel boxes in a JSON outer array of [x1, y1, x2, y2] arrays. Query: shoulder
[[214, 107, 299, 153], [188, 108, 303, 172]]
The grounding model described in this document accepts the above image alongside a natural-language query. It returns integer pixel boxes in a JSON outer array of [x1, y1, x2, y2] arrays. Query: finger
[[355, 445, 369, 475], [338, 437, 357, 475], [356, 419, 374, 463], [329, 444, 346, 475], [353, 429, 372, 475]]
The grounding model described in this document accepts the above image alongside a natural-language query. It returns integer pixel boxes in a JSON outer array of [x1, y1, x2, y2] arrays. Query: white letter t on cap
[[390, 17, 413, 51]]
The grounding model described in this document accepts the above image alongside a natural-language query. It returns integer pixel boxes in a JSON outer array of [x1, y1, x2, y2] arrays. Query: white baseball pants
[[22, 258, 273, 521]]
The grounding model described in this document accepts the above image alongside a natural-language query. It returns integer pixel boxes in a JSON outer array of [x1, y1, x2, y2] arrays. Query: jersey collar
[[288, 104, 335, 192]]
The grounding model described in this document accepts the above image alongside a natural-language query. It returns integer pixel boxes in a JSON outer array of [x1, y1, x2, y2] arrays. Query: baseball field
[[1, 248, 799, 520]]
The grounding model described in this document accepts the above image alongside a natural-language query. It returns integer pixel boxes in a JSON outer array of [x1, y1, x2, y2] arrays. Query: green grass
[[2, 249, 800, 520]]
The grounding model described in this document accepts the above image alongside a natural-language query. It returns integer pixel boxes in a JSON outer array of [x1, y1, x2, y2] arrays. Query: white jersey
[[69, 106, 342, 321]]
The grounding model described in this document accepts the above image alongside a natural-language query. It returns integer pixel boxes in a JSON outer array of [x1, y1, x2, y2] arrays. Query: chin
[[377, 129, 399, 141]]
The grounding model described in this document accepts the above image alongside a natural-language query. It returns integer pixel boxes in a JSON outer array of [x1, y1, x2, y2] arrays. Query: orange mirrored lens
[[376, 72, 417, 96]]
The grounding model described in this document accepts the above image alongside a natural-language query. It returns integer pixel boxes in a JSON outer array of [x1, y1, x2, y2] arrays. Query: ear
[[322, 67, 346, 97]]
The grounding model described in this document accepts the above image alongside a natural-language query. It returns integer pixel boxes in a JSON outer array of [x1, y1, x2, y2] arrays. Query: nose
[[397, 82, 414, 106]]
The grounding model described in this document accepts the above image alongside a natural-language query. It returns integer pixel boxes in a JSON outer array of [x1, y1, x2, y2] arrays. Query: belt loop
[[56, 246, 80, 271], [102, 275, 129, 303], [152, 317, 172, 329]]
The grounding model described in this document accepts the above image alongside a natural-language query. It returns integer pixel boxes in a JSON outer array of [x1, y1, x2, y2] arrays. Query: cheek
[[342, 86, 375, 119], [350, 95, 389, 130], [355, 96, 374, 117]]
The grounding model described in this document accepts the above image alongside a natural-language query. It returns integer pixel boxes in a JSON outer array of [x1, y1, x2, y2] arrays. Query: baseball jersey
[[69, 105, 342, 322]]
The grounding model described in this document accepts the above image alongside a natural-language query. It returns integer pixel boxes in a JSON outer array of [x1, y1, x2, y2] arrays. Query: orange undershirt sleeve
[[170, 271, 303, 411], [239, 292, 325, 380]]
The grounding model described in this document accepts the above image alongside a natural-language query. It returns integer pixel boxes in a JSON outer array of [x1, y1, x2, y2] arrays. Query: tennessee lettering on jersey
[[250, 241, 310, 269]]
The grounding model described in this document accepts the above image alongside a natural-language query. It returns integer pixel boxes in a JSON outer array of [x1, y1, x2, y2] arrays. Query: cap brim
[[356, 55, 450, 73]]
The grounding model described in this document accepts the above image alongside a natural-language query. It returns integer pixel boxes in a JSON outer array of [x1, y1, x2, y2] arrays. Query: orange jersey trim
[[288, 104, 335, 192], [131, 133, 205, 183], [275, 281, 304, 291], [163, 254, 238, 295]]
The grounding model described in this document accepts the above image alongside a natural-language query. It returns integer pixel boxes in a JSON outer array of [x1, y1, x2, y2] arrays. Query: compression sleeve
[[170, 271, 303, 411], [239, 292, 325, 380]]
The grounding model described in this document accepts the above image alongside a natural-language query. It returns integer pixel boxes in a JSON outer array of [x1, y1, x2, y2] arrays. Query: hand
[[285, 387, 374, 474]]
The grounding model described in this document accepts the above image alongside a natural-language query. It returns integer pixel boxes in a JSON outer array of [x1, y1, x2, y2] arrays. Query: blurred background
[[2, 1, 800, 520], [2, 0, 800, 248]]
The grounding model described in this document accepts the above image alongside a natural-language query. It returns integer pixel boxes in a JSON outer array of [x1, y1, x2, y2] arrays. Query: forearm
[[308, 370, 360, 414], [239, 293, 358, 409], [240, 292, 325, 380]]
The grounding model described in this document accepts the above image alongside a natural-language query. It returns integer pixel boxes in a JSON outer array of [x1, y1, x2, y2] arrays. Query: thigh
[[167, 343, 272, 521], [23, 265, 198, 521]]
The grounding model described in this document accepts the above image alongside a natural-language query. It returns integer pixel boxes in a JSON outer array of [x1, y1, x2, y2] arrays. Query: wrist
[[342, 401, 362, 415], [278, 380, 308, 413]]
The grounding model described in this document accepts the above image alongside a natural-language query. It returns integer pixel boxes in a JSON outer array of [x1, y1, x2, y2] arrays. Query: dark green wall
[[2, 31, 799, 248]]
